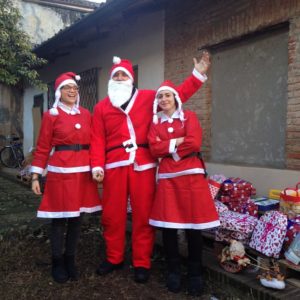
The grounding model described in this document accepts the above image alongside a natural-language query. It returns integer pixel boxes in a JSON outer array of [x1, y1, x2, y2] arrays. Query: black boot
[[64, 254, 79, 281], [96, 260, 124, 276], [52, 257, 69, 283], [134, 267, 150, 283], [187, 262, 203, 296], [166, 259, 181, 293]]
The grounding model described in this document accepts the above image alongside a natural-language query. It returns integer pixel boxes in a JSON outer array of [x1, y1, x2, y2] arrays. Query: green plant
[[0, 0, 47, 89]]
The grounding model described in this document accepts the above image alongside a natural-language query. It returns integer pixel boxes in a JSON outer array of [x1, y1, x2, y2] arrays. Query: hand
[[193, 50, 211, 75], [32, 179, 42, 195], [93, 170, 104, 183], [176, 137, 184, 146]]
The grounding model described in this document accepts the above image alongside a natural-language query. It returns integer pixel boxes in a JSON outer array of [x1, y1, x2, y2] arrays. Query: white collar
[[160, 110, 180, 123], [58, 102, 80, 115]]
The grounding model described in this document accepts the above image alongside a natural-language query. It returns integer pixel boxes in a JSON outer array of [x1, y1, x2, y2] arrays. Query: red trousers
[[102, 166, 156, 268]]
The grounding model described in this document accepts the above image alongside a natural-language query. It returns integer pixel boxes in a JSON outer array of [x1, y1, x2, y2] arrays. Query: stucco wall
[[13, 0, 87, 45], [23, 10, 164, 154]]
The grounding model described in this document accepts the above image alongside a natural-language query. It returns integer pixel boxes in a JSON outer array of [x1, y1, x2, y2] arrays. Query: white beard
[[108, 79, 133, 107]]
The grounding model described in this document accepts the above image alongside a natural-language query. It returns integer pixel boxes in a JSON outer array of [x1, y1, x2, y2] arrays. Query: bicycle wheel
[[0, 147, 18, 168]]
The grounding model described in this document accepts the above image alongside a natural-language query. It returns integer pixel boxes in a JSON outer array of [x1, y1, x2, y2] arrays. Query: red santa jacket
[[31, 106, 92, 174], [148, 110, 206, 178], [90, 71, 204, 172]]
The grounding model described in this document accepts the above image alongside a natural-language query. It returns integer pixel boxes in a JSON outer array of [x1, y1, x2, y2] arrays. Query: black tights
[[50, 217, 81, 258], [162, 228, 203, 270]]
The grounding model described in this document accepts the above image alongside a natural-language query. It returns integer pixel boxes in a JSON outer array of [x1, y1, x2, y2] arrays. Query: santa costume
[[31, 72, 101, 218], [147, 80, 220, 295], [90, 57, 207, 277], [31, 72, 101, 283]]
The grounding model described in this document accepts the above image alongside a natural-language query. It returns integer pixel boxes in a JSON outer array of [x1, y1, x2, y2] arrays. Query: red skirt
[[37, 171, 101, 218], [149, 174, 220, 229]]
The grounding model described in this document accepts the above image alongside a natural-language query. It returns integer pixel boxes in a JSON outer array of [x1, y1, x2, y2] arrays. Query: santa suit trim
[[169, 139, 177, 153], [105, 159, 133, 169], [31, 166, 44, 174], [47, 165, 91, 173], [37, 205, 102, 218], [105, 160, 157, 171], [134, 162, 157, 171], [124, 89, 138, 114], [192, 68, 207, 82], [158, 168, 205, 179], [149, 219, 220, 229]]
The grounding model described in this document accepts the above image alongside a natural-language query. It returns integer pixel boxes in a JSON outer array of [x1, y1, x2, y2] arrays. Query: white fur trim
[[56, 79, 77, 91], [37, 205, 102, 218], [30, 166, 44, 174], [149, 219, 220, 229], [113, 56, 121, 64], [47, 165, 90, 173], [49, 108, 59, 115], [133, 162, 157, 171], [111, 66, 133, 81], [192, 68, 207, 82], [158, 168, 206, 179], [169, 139, 177, 153]]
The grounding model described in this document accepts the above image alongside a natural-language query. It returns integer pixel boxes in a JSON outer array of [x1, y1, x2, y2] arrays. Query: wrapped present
[[218, 177, 256, 204], [283, 216, 300, 251], [208, 174, 226, 199], [219, 210, 258, 234], [256, 199, 279, 213], [215, 228, 251, 244], [227, 198, 258, 217], [214, 200, 229, 214], [249, 211, 287, 258]]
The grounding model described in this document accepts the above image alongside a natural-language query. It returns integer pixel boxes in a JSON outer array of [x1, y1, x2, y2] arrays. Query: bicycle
[[0, 135, 24, 168]]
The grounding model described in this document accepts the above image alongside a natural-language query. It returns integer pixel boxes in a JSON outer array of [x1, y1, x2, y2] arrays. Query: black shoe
[[96, 260, 123, 276], [187, 276, 203, 297], [166, 272, 181, 293], [64, 254, 79, 281], [134, 267, 150, 283], [52, 257, 69, 283]]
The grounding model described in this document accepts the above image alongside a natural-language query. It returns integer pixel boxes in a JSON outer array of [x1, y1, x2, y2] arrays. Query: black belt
[[55, 144, 90, 152], [106, 143, 149, 153]]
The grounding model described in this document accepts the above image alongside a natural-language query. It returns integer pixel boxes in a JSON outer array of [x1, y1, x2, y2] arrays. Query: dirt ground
[[0, 217, 237, 300], [0, 173, 236, 300]]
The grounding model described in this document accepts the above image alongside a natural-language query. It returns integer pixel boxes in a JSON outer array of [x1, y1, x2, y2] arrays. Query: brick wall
[[165, 0, 300, 169]]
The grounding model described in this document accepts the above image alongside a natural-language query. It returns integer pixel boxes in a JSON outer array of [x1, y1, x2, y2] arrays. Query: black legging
[[162, 228, 203, 265], [50, 217, 81, 258]]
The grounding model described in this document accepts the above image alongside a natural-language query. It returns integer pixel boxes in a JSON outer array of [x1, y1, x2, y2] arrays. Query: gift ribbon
[[261, 222, 277, 242]]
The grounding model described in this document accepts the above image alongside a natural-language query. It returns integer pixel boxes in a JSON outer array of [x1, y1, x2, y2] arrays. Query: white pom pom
[[75, 75, 81, 81], [113, 56, 121, 64], [49, 108, 59, 116]]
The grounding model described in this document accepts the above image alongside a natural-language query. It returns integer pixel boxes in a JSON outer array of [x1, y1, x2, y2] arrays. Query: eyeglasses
[[62, 85, 79, 92]]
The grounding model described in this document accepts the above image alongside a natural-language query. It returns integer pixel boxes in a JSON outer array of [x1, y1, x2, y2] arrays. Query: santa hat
[[153, 80, 184, 124], [110, 56, 134, 82], [49, 72, 81, 115]]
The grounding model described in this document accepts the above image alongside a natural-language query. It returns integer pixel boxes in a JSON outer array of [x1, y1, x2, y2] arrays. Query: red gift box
[[227, 198, 258, 217]]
